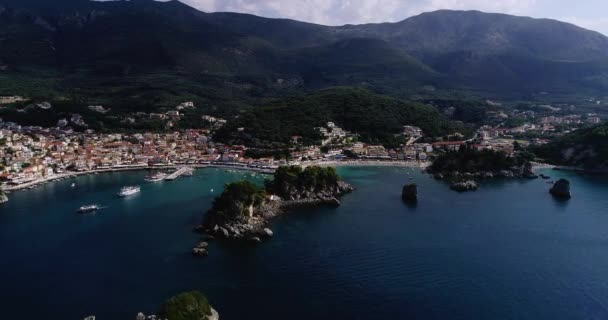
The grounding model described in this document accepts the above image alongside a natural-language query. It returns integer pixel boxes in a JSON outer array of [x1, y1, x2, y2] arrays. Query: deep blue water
[[1, 167, 608, 320]]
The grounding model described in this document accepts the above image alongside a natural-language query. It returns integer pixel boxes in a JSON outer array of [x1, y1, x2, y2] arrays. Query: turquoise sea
[[1, 167, 608, 320]]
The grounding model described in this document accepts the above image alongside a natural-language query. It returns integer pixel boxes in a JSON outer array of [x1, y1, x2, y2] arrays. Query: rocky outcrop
[[0, 193, 8, 204], [192, 241, 209, 257], [550, 179, 572, 199], [134, 308, 219, 320], [450, 180, 479, 192], [430, 161, 537, 181], [402, 184, 418, 203], [200, 166, 354, 242]]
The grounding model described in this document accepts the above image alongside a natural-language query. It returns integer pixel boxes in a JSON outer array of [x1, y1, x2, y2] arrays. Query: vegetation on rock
[[534, 123, 608, 170], [402, 184, 418, 202], [205, 180, 265, 225], [550, 179, 572, 199], [265, 166, 341, 200], [158, 291, 213, 320], [430, 147, 534, 176], [201, 166, 353, 240]]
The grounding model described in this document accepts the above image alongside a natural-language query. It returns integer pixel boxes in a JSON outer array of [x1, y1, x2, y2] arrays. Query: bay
[[1, 167, 607, 320]]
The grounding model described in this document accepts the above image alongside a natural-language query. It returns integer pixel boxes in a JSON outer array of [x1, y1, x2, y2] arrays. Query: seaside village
[[0, 97, 602, 191]]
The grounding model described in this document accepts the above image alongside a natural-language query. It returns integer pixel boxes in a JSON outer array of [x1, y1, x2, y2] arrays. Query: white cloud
[[146, 0, 606, 34], [560, 16, 608, 34], [178, 0, 538, 25]]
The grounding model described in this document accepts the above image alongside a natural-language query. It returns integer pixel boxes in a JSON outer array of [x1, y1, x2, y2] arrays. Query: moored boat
[[144, 172, 168, 182], [118, 186, 141, 197]]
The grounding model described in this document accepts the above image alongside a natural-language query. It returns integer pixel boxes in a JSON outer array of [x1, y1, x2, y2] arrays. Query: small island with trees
[[197, 166, 354, 243], [428, 146, 537, 192]]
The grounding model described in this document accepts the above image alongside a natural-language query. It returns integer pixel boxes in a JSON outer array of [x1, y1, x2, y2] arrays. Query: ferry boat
[[77, 204, 100, 214], [118, 186, 141, 197], [144, 172, 167, 182]]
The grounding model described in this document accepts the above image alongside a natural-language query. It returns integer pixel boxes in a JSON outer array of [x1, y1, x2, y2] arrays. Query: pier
[[164, 167, 193, 181]]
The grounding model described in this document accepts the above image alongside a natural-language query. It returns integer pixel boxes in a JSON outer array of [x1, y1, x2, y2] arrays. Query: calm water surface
[[1, 167, 608, 320]]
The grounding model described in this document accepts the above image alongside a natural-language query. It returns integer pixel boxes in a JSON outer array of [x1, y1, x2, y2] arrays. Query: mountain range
[[2, 0, 608, 111]]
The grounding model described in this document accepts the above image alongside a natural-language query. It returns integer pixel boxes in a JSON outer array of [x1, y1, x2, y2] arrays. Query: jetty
[[165, 167, 193, 181]]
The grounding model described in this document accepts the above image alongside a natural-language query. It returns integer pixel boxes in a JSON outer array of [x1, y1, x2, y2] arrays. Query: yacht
[[118, 186, 141, 197], [78, 204, 100, 214], [144, 172, 167, 182]]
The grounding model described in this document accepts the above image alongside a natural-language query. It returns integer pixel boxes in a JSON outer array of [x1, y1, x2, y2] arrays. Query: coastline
[[3, 160, 430, 192], [301, 160, 431, 168]]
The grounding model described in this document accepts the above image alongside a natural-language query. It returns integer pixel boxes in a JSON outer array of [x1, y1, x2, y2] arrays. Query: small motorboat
[[144, 172, 167, 183], [118, 186, 141, 197], [78, 204, 100, 214], [71, 183, 76, 188]]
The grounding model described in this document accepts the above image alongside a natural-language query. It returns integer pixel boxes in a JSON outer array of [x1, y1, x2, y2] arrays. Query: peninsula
[[198, 166, 354, 242]]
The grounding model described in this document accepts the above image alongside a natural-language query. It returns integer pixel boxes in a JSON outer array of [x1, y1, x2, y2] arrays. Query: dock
[[164, 167, 193, 181]]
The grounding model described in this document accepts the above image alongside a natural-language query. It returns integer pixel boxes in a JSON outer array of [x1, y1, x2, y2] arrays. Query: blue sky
[[166, 0, 608, 35]]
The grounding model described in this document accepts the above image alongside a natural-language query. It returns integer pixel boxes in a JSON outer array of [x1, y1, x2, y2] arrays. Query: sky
[[163, 0, 608, 35]]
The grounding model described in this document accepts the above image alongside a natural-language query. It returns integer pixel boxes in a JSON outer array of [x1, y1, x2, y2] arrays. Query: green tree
[[159, 291, 213, 320]]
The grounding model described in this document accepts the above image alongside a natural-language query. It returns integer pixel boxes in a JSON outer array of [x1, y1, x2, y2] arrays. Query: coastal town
[[0, 98, 605, 194]]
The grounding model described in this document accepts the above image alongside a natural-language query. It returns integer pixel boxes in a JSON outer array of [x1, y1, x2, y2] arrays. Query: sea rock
[[401, 184, 418, 203], [263, 228, 274, 238], [83, 316, 95, 320], [193, 225, 205, 233], [433, 173, 445, 180], [192, 247, 208, 257], [249, 236, 261, 243], [0, 193, 8, 204], [550, 179, 572, 199], [450, 180, 479, 192], [196, 242, 209, 249], [481, 172, 494, 179], [522, 162, 538, 179], [136, 312, 146, 320], [327, 197, 341, 207], [209, 308, 220, 320], [220, 227, 229, 238], [498, 170, 514, 178]]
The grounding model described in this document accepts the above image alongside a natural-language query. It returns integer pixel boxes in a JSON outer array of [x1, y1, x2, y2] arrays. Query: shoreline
[[3, 160, 431, 192], [301, 160, 431, 169], [6, 159, 604, 193]]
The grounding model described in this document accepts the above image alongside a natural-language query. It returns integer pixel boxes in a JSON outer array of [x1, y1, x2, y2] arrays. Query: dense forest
[[534, 123, 608, 169], [430, 147, 533, 174], [265, 166, 340, 200], [214, 87, 472, 148]]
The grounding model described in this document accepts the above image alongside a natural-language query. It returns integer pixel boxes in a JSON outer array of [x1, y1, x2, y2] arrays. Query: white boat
[[118, 186, 141, 197], [144, 172, 167, 182], [78, 204, 100, 214], [71, 183, 76, 188], [183, 167, 194, 177]]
